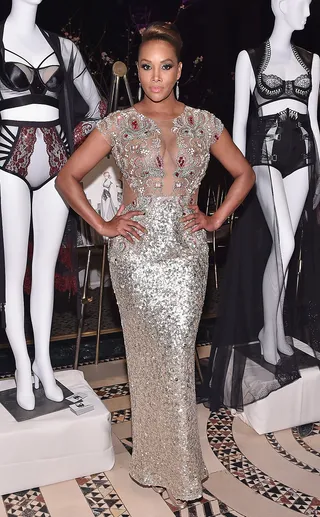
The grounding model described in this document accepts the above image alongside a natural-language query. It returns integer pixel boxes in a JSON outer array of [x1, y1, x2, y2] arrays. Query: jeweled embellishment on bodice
[[97, 105, 223, 199]]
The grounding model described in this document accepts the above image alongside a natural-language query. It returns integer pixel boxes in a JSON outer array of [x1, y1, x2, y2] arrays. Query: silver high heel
[[152, 486, 165, 494], [167, 490, 188, 509], [14, 370, 35, 411]]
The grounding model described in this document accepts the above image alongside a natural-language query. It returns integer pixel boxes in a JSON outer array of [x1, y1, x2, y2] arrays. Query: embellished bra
[[247, 40, 313, 108]]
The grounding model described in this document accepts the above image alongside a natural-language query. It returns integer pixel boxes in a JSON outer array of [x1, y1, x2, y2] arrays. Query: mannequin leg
[[283, 166, 309, 236], [0, 170, 35, 410], [255, 166, 296, 364], [273, 166, 309, 344], [30, 179, 69, 401]]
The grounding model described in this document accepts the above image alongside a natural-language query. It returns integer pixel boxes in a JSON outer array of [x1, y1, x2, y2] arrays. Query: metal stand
[[108, 61, 134, 114], [74, 249, 93, 369], [74, 62, 134, 369]]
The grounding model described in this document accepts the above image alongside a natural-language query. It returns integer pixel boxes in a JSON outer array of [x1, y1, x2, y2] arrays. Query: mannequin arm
[[308, 54, 320, 209], [233, 50, 252, 155], [62, 39, 104, 119], [56, 129, 112, 233], [309, 54, 320, 157]]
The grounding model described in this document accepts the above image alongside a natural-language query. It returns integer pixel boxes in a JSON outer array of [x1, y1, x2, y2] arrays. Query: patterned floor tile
[[77, 472, 131, 517], [292, 427, 320, 459], [120, 437, 133, 455], [111, 408, 132, 424], [311, 423, 320, 436], [3, 488, 50, 516], [207, 409, 320, 515], [266, 433, 320, 475], [168, 488, 244, 517], [94, 383, 130, 400]]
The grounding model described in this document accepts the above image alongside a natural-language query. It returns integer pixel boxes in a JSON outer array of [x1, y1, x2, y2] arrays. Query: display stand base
[[236, 339, 320, 435], [0, 370, 114, 495]]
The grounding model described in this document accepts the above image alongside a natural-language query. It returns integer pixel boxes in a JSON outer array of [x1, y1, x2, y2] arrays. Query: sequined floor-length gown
[[97, 105, 223, 501]]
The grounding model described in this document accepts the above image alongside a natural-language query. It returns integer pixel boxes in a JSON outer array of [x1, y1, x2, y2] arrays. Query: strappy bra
[[0, 49, 64, 94], [248, 40, 313, 108], [0, 27, 64, 111]]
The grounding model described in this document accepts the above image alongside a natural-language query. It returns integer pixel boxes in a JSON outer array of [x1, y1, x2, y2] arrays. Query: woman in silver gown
[[56, 22, 255, 507]]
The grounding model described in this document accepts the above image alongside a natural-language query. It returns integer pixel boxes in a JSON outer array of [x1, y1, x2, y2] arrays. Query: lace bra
[[248, 40, 313, 109]]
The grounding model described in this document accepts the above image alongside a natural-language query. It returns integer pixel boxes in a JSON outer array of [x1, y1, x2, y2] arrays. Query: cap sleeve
[[96, 111, 120, 147], [207, 111, 224, 146]]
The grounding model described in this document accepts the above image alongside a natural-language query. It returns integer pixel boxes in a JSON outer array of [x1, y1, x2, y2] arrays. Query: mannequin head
[[12, 0, 43, 6], [137, 22, 182, 104], [272, 0, 312, 31]]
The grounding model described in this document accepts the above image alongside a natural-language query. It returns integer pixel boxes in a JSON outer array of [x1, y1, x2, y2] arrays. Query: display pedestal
[[0, 370, 114, 495], [236, 339, 320, 435]]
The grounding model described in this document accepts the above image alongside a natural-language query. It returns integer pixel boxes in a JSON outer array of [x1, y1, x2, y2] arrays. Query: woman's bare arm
[[183, 128, 255, 232], [56, 129, 112, 233], [56, 129, 145, 240], [210, 128, 255, 228]]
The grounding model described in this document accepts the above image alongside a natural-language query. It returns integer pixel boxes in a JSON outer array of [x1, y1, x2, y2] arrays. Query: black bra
[[260, 72, 311, 100], [0, 49, 63, 94], [248, 41, 313, 108]]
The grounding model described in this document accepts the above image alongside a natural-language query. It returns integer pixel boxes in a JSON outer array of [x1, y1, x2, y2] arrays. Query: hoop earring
[[175, 81, 180, 100], [138, 82, 142, 101]]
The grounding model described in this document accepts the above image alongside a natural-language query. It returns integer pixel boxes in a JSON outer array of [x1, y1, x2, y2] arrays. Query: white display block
[[0, 370, 114, 495], [236, 339, 320, 435]]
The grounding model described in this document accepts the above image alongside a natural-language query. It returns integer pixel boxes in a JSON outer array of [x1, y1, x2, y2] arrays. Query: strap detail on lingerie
[[3, 47, 56, 69], [0, 95, 59, 111], [0, 118, 60, 128], [0, 124, 14, 141], [256, 109, 310, 122]]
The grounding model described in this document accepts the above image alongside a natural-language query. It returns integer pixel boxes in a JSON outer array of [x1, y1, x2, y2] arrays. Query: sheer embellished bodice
[[97, 105, 223, 205]]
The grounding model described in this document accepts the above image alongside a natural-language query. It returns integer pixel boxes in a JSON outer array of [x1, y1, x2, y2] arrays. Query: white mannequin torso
[[233, 1, 319, 154], [232, 0, 320, 365], [0, 0, 102, 409], [1, 20, 60, 122]]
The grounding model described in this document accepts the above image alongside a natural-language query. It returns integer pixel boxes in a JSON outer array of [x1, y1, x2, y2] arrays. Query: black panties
[[246, 108, 316, 178]]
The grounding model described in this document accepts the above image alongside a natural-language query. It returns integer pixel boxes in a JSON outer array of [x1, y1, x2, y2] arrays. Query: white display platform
[[235, 339, 320, 435], [0, 370, 115, 495]]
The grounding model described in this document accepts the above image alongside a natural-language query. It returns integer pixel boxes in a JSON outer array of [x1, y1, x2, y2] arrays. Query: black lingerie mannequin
[[207, 40, 320, 412]]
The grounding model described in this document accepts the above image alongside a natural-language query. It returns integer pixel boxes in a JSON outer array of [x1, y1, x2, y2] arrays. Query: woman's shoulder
[[185, 105, 222, 122], [97, 107, 135, 137], [103, 107, 135, 122]]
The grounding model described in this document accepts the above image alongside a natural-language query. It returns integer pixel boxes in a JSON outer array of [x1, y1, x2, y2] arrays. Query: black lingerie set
[[0, 22, 104, 322], [0, 25, 69, 191], [246, 40, 316, 178], [207, 41, 320, 412]]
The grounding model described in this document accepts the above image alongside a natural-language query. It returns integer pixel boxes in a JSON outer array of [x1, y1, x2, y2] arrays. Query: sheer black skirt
[[207, 111, 320, 412]]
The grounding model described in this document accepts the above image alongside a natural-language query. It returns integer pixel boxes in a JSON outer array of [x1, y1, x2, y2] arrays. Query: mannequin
[[233, 0, 320, 365], [0, 0, 102, 410], [207, 0, 320, 411]]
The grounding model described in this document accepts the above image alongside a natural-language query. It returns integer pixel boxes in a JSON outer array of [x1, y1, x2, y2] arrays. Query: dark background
[[1, 0, 320, 131], [0, 0, 319, 366]]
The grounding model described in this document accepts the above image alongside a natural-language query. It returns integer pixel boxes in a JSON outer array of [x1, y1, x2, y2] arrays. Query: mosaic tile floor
[[1, 357, 320, 517]]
